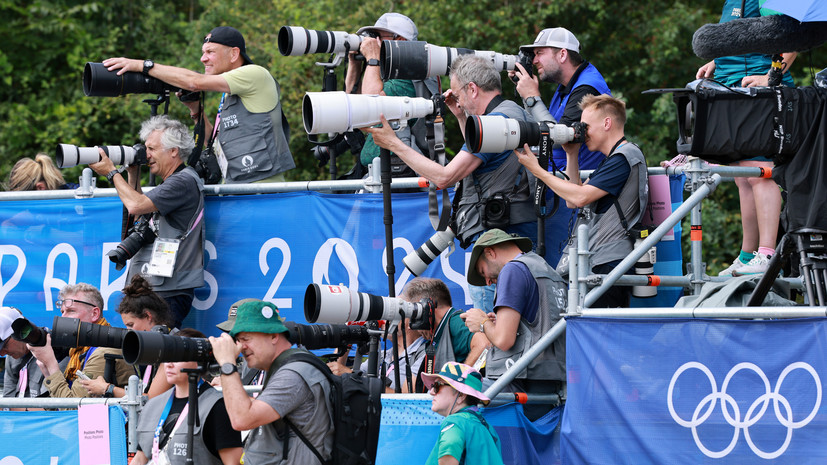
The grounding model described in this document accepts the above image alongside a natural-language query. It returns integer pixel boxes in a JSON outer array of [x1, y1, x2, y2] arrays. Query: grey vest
[[486, 252, 568, 381], [433, 309, 460, 369], [243, 350, 333, 465], [454, 99, 536, 246], [127, 167, 205, 292], [136, 387, 223, 465], [218, 75, 295, 183], [3, 354, 48, 398], [557, 143, 648, 273]]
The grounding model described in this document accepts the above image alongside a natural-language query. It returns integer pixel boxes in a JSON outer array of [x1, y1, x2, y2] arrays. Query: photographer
[[365, 54, 537, 313], [27, 283, 135, 398], [1, 306, 67, 400], [344, 13, 432, 175], [132, 328, 243, 465], [102, 26, 295, 183], [510, 27, 612, 267], [209, 301, 333, 464], [461, 229, 567, 421], [90, 116, 205, 327], [515, 94, 648, 308]]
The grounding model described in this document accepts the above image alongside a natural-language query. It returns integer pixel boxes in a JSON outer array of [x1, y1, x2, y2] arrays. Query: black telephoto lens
[[122, 330, 213, 365], [11, 318, 49, 347]]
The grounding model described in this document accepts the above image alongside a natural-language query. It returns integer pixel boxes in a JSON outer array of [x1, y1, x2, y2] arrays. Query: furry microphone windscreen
[[693, 15, 827, 60]]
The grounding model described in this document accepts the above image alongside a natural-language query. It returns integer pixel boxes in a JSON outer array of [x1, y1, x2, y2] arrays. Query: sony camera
[[402, 227, 457, 277], [55, 143, 147, 169], [464, 115, 587, 153], [83, 62, 178, 97], [107, 214, 156, 271], [312, 130, 366, 167], [303, 91, 437, 134], [380, 40, 523, 80], [304, 284, 436, 330]]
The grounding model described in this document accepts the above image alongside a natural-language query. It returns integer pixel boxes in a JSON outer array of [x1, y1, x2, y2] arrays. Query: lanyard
[[211, 93, 226, 141], [17, 364, 28, 398], [152, 382, 202, 462]]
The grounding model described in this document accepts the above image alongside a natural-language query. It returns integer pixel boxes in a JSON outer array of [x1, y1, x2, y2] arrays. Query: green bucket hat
[[467, 229, 533, 286], [229, 300, 289, 337]]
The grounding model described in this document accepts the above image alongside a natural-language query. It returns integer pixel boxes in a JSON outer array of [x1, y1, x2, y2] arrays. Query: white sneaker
[[733, 252, 770, 275], [719, 255, 750, 276]]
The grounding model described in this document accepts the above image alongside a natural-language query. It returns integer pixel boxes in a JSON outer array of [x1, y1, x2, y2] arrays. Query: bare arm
[[462, 332, 489, 366], [363, 115, 482, 188], [219, 447, 243, 465], [102, 57, 231, 93], [462, 307, 521, 351], [89, 152, 158, 216]]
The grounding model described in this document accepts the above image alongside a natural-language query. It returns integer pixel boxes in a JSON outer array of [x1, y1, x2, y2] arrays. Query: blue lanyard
[[153, 380, 204, 443]]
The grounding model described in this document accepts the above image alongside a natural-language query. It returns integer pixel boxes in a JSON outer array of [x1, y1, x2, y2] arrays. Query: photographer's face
[[236, 332, 279, 371], [201, 42, 234, 75], [120, 312, 154, 331], [0, 337, 29, 359], [145, 130, 177, 179], [164, 360, 199, 387], [448, 76, 474, 116], [533, 47, 562, 84], [580, 107, 604, 152], [60, 292, 99, 324]]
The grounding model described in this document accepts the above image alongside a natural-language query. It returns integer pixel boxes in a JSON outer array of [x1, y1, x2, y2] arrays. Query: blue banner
[[0, 405, 127, 464], [377, 397, 561, 465], [0, 191, 475, 332], [563, 317, 827, 464]]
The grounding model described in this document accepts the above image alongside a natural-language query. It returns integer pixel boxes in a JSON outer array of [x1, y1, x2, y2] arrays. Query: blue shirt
[[493, 256, 539, 323], [587, 152, 632, 214]]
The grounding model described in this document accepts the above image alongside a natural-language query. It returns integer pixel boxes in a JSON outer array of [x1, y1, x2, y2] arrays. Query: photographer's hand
[[27, 334, 60, 377], [362, 115, 406, 153], [89, 148, 116, 177], [78, 375, 108, 397], [696, 61, 715, 80], [102, 57, 142, 75], [512, 63, 540, 100], [209, 333, 242, 366], [514, 144, 542, 175]]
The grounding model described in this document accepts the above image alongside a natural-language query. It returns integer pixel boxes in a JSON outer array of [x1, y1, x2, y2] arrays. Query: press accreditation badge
[[146, 238, 180, 277]]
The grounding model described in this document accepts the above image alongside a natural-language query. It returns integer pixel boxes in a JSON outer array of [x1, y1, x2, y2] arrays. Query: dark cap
[[205, 26, 253, 64], [467, 229, 533, 286]]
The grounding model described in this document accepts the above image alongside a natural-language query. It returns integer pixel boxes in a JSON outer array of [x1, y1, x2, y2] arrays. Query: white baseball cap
[[357, 13, 418, 41], [0, 307, 22, 351], [520, 27, 580, 53]]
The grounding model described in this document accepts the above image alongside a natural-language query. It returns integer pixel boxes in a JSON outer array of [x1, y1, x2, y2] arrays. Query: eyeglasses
[[55, 298, 97, 310], [431, 380, 448, 395]]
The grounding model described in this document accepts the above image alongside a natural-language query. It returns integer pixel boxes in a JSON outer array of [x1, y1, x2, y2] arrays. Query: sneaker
[[719, 256, 750, 276], [733, 252, 770, 275]]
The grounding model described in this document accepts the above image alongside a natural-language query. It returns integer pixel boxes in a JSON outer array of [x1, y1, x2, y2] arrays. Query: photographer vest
[[433, 309, 460, 370], [557, 143, 648, 274], [454, 98, 536, 248], [135, 386, 223, 465], [549, 62, 611, 170], [217, 75, 295, 183], [127, 167, 205, 293], [243, 349, 333, 465], [486, 252, 567, 381]]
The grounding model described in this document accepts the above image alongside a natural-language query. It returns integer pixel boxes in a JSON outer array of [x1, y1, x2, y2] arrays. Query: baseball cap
[[520, 27, 580, 54], [0, 307, 22, 352], [467, 229, 533, 286], [216, 298, 259, 332], [357, 13, 418, 41], [421, 362, 490, 404], [205, 26, 254, 64], [229, 300, 289, 337]]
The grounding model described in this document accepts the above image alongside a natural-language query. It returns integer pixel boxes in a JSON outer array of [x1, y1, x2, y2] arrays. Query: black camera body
[[483, 193, 511, 229], [107, 214, 156, 271]]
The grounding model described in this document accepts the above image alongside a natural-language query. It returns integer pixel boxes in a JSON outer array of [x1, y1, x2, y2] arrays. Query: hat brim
[[355, 26, 414, 41], [467, 236, 533, 286], [240, 51, 254, 65], [421, 372, 490, 403], [216, 319, 233, 332]]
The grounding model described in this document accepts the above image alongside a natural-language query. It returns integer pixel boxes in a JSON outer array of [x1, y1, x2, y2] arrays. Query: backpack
[[282, 352, 384, 465]]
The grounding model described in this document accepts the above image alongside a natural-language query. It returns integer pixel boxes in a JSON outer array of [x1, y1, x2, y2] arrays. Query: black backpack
[[283, 352, 384, 465]]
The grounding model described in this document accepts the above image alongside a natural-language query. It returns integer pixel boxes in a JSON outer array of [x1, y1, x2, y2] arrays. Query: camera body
[[483, 193, 511, 229], [107, 214, 156, 271]]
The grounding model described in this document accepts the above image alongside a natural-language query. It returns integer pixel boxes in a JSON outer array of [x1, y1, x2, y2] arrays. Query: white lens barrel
[[303, 92, 435, 134], [473, 115, 524, 153]]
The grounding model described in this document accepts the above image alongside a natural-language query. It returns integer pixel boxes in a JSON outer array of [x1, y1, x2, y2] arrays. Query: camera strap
[[426, 91, 452, 233]]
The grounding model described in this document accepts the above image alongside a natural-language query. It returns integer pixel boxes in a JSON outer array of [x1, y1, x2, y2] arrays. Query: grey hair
[[139, 115, 195, 160], [59, 283, 104, 309], [449, 54, 502, 93]]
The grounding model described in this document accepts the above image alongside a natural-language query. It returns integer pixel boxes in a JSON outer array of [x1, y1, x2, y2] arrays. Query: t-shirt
[[223, 64, 278, 113], [145, 166, 201, 232], [586, 152, 632, 214], [425, 408, 504, 465], [433, 310, 474, 363], [492, 257, 539, 324]]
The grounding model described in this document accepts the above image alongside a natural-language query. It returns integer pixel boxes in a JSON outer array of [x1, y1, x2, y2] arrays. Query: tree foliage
[[1, 0, 824, 273]]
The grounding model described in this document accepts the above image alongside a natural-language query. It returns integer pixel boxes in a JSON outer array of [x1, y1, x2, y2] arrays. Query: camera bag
[[282, 352, 383, 465]]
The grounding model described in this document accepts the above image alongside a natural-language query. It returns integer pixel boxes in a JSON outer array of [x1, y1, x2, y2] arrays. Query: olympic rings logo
[[667, 362, 822, 459]]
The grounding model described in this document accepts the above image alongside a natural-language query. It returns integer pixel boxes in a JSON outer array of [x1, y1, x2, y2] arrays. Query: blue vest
[[548, 63, 611, 170]]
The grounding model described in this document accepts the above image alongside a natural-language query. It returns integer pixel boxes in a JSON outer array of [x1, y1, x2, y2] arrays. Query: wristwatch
[[366, 58, 380, 67], [220, 363, 238, 376], [524, 96, 540, 108], [480, 320, 486, 334], [142, 59, 155, 75], [103, 384, 115, 398], [105, 169, 121, 184]]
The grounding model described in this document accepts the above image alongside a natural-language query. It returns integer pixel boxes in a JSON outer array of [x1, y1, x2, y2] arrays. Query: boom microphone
[[692, 15, 827, 60]]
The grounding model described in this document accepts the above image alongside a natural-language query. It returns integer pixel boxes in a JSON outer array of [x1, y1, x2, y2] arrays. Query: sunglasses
[[431, 380, 449, 395]]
